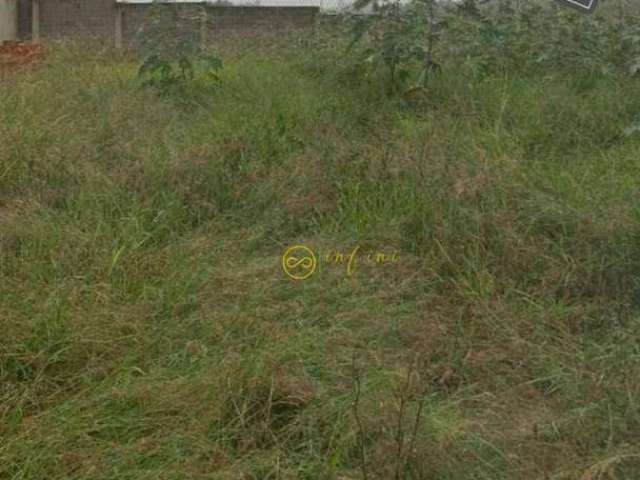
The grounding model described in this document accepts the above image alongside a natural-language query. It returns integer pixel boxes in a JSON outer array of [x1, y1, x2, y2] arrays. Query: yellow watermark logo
[[282, 245, 318, 280], [282, 244, 400, 280]]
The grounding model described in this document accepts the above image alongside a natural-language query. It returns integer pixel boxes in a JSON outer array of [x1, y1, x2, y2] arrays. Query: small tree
[[136, 1, 222, 96], [347, 0, 445, 93]]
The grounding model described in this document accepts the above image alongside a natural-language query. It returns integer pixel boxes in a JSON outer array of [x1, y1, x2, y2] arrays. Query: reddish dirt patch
[[0, 42, 44, 69]]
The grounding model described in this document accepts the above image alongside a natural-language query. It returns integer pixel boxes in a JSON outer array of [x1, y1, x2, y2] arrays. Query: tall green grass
[[1, 34, 640, 479]]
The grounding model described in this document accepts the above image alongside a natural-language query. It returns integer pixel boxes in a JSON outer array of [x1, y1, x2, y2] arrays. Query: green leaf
[[199, 54, 223, 72]]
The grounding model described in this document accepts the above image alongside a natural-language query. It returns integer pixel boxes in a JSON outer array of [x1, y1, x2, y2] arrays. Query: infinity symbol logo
[[285, 255, 314, 270], [282, 245, 317, 280]]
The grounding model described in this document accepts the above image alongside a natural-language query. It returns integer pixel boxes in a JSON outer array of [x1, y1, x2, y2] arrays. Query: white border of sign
[[556, 0, 598, 13]]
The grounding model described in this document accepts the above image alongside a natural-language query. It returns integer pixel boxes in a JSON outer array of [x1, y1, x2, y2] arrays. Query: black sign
[[555, 0, 599, 13]]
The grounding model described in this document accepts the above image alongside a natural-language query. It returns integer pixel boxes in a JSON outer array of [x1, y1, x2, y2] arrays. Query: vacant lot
[[2, 10, 640, 479]]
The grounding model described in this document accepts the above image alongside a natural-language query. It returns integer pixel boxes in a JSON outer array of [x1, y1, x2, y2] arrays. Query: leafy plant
[[135, 1, 223, 96], [348, 0, 640, 92], [446, 0, 640, 77], [347, 0, 445, 94], [138, 52, 223, 95]]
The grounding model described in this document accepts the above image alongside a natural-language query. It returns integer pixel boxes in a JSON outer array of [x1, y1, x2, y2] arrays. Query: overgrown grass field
[[2, 9, 640, 478]]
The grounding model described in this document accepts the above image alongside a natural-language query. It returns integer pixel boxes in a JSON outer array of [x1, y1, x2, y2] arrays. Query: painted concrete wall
[[0, 0, 18, 41]]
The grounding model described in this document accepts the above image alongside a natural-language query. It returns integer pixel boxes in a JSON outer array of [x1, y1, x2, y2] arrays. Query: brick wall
[[124, 4, 318, 47], [122, 3, 202, 49], [16, 1, 319, 44], [208, 5, 318, 33], [40, 0, 116, 40]]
